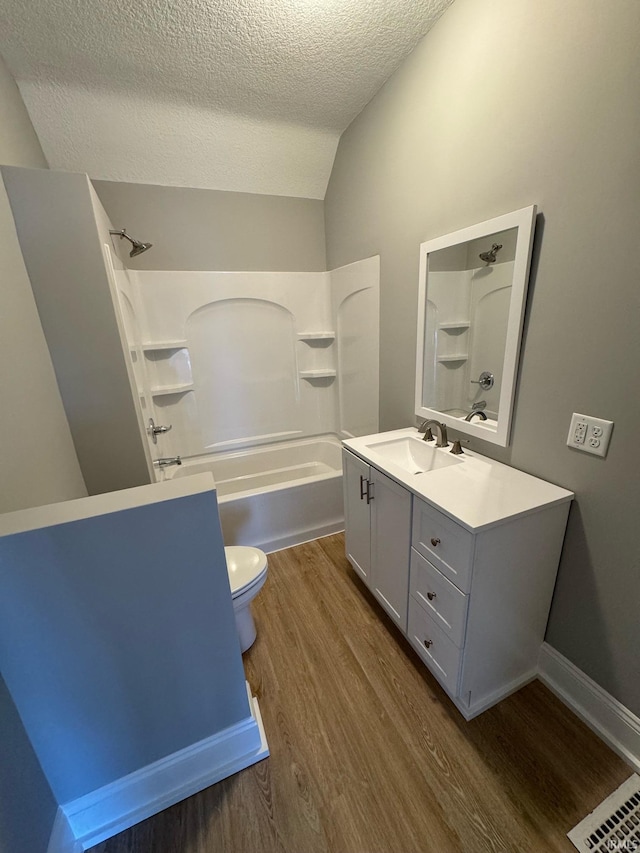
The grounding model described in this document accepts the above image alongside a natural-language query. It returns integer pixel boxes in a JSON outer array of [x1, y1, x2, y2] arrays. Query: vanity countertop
[[343, 428, 573, 532]]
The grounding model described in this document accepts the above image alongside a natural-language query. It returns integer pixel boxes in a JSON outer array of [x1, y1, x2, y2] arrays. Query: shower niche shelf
[[299, 369, 336, 380], [297, 331, 335, 344], [150, 382, 194, 397], [437, 354, 468, 363], [142, 340, 188, 352], [297, 331, 336, 380], [438, 322, 470, 331]]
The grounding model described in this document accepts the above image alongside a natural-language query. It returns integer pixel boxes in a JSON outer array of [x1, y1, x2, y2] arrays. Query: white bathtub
[[162, 434, 344, 553]]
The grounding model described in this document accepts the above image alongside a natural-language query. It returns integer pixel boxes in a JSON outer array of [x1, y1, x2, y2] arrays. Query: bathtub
[[162, 434, 344, 553]]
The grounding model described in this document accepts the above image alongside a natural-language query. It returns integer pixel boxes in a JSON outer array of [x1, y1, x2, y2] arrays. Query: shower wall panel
[[132, 261, 379, 461], [187, 299, 300, 447], [331, 256, 380, 438]]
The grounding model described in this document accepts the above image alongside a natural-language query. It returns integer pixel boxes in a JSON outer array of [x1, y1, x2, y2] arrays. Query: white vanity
[[342, 429, 573, 719]]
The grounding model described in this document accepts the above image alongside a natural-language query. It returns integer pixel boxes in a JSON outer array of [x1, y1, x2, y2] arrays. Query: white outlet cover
[[567, 413, 614, 458]]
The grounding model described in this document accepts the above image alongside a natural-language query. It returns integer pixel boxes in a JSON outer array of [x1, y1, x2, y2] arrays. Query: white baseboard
[[459, 670, 538, 720], [53, 683, 268, 851], [261, 520, 344, 554], [47, 808, 83, 853], [538, 643, 640, 773]]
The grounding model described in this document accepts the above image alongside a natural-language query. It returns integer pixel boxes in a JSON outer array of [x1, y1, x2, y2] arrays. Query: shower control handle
[[471, 371, 495, 390], [147, 418, 173, 444]]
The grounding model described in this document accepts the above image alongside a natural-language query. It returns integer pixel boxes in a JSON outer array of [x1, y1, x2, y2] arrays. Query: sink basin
[[365, 436, 462, 474]]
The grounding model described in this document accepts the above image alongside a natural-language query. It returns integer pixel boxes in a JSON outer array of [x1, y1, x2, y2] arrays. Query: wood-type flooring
[[91, 533, 630, 853]]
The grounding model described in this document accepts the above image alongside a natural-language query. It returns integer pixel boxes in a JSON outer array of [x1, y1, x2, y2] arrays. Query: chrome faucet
[[465, 410, 488, 422], [418, 419, 449, 447], [154, 456, 182, 468]]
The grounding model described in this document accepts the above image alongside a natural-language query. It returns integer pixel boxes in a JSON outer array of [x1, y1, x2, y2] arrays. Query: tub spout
[[154, 456, 182, 468]]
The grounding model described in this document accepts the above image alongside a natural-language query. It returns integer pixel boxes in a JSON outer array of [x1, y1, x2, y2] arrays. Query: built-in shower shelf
[[438, 322, 470, 331], [150, 382, 194, 397], [142, 340, 188, 352], [437, 354, 468, 363], [299, 369, 337, 380], [297, 332, 336, 342]]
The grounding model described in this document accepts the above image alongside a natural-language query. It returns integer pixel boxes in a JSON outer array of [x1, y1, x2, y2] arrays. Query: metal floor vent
[[568, 774, 640, 852]]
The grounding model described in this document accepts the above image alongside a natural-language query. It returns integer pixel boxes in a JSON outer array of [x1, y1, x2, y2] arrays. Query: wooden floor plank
[[90, 534, 630, 853]]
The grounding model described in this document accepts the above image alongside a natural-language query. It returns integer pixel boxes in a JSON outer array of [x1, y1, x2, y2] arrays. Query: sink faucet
[[418, 419, 449, 447], [465, 410, 488, 422], [154, 456, 182, 468]]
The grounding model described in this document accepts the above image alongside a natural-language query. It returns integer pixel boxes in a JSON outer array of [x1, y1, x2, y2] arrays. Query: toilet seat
[[225, 546, 268, 597]]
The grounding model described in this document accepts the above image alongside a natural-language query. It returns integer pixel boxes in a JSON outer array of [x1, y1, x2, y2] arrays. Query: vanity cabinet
[[342, 436, 573, 720], [342, 449, 412, 630]]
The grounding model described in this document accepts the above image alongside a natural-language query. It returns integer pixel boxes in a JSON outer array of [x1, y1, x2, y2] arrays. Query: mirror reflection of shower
[[478, 243, 503, 265], [109, 228, 153, 257]]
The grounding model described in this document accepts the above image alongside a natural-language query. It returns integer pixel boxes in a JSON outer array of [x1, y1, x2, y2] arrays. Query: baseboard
[[459, 670, 538, 720], [261, 520, 344, 554], [538, 643, 640, 773], [47, 808, 83, 853], [59, 683, 268, 850]]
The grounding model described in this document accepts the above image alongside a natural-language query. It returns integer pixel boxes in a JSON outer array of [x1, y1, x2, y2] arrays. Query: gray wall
[[0, 62, 86, 513], [325, 0, 640, 713], [2, 166, 152, 496], [0, 482, 249, 804], [0, 54, 83, 853], [94, 180, 327, 271], [0, 678, 58, 853]]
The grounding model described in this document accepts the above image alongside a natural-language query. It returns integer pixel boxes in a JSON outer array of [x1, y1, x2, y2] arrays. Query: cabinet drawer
[[410, 548, 468, 648], [412, 498, 474, 592], [408, 597, 462, 697]]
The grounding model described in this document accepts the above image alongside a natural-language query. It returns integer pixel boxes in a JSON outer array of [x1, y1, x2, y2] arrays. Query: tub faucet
[[465, 410, 488, 422], [154, 456, 182, 468], [418, 419, 449, 447]]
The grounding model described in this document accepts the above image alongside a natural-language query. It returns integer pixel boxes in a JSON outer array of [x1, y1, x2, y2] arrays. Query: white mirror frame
[[415, 205, 537, 447]]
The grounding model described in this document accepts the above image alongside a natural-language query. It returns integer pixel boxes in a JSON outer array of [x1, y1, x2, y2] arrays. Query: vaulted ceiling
[[0, 0, 453, 197]]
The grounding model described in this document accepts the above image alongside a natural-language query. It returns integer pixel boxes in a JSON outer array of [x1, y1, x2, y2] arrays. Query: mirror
[[415, 205, 537, 446]]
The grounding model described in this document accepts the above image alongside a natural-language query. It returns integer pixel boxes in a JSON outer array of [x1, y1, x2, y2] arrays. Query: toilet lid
[[224, 546, 268, 595]]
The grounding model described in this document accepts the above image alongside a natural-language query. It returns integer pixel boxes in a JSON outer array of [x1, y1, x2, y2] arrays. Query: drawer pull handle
[[430, 537, 441, 547], [426, 591, 436, 601], [423, 639, 433, 649]]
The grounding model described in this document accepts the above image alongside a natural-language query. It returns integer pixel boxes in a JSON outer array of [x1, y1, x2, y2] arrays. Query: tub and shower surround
[[424, 262, 514, 420], [131, 258, 379, 460], [113, 258, 380, 550]]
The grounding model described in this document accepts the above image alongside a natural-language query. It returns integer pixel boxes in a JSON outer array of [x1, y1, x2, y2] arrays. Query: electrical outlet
[[567, 413, 614, 457]]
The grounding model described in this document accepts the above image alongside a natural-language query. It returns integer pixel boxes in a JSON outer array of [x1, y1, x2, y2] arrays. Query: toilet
[[224, 546, 268, 652]]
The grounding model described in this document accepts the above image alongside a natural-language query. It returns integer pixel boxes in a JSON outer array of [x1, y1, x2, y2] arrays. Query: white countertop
[[343, 428, 573, 532]]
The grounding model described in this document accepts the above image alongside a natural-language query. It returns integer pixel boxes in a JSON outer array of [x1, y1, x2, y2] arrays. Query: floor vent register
[[569, 774, 640, 852]]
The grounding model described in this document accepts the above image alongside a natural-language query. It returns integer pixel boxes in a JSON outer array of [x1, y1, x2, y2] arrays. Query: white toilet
[[224, 546, 268, 652]]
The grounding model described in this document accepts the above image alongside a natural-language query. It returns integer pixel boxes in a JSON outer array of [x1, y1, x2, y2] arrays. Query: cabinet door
[[342, 448, 372, 584], [370, 468, 412, 631]]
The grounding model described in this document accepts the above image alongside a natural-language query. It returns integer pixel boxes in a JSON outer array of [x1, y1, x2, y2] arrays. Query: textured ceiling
[[0, 0, 454, 197]]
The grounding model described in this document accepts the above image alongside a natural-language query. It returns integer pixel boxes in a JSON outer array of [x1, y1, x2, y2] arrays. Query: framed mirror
[[415, 205, 537, 447]]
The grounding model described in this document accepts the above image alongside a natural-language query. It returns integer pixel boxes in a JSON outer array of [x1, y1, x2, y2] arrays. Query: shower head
[[478, 243, 502, 265], [129, 239, 153, 257], [109, 228, 153, 258]]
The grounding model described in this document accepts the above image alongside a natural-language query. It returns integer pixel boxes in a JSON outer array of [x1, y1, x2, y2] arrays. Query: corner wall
[[0, 53, 85, 853], [2, 167, 151, 495], [324, 0, 640, 714], [0, 60, 86, 512]]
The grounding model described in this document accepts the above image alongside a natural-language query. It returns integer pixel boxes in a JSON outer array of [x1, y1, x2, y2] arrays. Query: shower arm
[[109, 228, 136, 246]]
